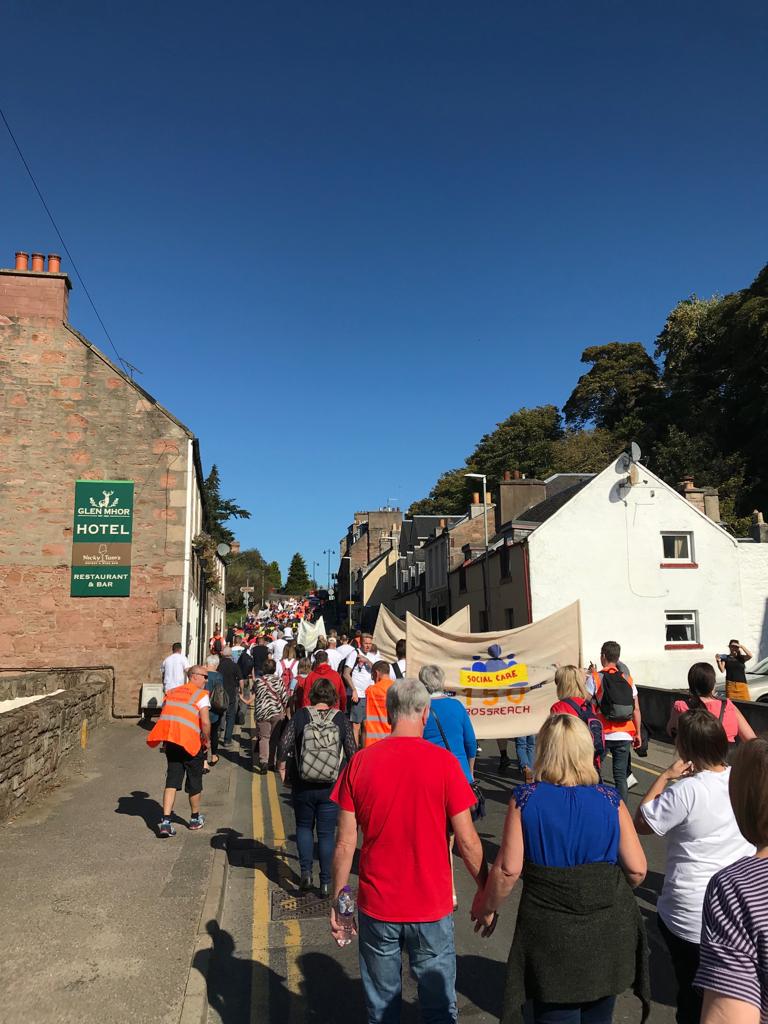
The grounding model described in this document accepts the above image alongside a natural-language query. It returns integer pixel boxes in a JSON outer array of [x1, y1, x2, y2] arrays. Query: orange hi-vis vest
[[363, 678, 394, 748], [590, 667, 637, 737], [147, 682, 206, 757]]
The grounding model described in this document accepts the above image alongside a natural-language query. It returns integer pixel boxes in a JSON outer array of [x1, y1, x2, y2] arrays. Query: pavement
[[0, 718, 237, 1024], [0, 718, 680, 1024]]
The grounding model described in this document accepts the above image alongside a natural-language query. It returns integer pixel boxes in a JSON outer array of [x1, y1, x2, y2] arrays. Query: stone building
[[0, 250, 225, 716]]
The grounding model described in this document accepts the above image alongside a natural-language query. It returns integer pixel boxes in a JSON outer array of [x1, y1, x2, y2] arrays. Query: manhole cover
[[271, 890, 333, 921]]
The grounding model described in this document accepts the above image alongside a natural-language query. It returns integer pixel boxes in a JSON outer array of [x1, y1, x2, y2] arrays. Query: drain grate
[[271, 890, 334, 921]]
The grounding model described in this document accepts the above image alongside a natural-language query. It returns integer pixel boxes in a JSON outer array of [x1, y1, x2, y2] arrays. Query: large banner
[[297, 616, 326, 654], [406, 603, 582, 738], [373, 605, 471, 663], [71, 479, 134, 597]]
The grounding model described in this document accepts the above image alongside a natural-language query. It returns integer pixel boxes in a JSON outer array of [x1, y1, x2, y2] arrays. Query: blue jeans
[[358, 911, 457, 1024], [515, 735, 536, 772], [603, 740, 631, 803], [533, 995, 615, 1023], [292, 786, 338, 884]]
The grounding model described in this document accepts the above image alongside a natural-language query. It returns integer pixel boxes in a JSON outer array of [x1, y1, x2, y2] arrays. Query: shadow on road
[[196, 921, 425, 1024], [114, 789, 170, 833]]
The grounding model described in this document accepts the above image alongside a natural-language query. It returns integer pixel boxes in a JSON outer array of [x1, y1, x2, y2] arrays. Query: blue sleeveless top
[[514, 781, 621, 867]]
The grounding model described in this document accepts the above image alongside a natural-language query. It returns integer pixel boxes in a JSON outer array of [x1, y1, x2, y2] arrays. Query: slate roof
[[517, 479, 592, 523]]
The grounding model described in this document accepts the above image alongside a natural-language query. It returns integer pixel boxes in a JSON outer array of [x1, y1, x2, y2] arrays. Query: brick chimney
[[496, 469, 547, 529], [0, 250, 71, 321], [678, 477, 720, 523]]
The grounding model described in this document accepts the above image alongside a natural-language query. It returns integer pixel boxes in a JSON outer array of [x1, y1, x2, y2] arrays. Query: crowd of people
[[149, 614, 768, 1024]]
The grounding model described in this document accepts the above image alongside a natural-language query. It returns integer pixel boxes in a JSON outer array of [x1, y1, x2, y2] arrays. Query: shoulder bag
[[431, 703, 485, 821]]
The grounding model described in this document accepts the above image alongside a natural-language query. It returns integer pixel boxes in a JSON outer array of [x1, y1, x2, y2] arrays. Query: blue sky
[[2, 1, 766, 582]]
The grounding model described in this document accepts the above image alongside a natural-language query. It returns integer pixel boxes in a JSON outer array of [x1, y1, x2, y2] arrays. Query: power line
[[0, 103, 132, 374]]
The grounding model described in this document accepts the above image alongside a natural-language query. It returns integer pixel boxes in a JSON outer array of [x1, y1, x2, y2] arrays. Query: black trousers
[[657, 915, 702, 1024]]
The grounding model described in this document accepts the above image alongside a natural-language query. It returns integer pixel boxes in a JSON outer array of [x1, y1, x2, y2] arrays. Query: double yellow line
[[250, 767, 304, 1024]]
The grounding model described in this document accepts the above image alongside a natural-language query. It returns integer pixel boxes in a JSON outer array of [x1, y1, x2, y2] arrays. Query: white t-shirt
[[391, 658, 406, 678], [344, 648, 378, 698], [269, 638, 288, 663], [336, 643, 355, 663], [641, 768, 755, 943], [324, 648, 344, 672], [161, 652, 189, 691], [586, 672, 639, 742]]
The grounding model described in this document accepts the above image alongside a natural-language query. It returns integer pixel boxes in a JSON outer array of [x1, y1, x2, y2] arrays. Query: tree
[[471, 405, 563, 483], [202, 464, 251, 545], [549, 428, 622, 474], [408, 468, 473, 516], [225, 547, 282, 610], [284, 553, 311, 596], [563, 343, 661, 434]]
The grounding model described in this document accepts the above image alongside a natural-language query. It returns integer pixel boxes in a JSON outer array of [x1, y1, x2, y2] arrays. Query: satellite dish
[[216, 543, 231, 558], [630, 441, 642, 464]]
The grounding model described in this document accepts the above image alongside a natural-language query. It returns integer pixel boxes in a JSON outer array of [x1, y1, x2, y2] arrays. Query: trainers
[[188, 814, 205, 831], [627, 773, 638, 790], [158, 819, 176, 838]]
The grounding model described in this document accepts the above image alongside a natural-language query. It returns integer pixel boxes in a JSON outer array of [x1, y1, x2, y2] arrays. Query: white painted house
[[526, 456, 768, 687]]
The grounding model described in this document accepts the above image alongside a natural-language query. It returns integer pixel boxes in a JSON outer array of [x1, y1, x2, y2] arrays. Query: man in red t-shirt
[[296, 651, 346, 712], [330, 677, 488, 1023]]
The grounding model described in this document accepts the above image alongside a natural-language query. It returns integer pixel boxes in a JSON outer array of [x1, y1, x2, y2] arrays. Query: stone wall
[[0, 667, 111, 824]]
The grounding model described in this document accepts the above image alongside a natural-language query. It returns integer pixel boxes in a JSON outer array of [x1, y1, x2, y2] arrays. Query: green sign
[[70, 480, 134, 597]]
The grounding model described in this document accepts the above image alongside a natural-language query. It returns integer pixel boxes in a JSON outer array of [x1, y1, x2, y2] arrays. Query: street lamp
[[323, 548, 334, 590], [464, 473, 490, 630], [341, 554, 353, 629]]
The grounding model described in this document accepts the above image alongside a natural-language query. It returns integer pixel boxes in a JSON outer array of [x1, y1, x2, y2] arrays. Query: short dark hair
[[395, 639, 406, 659], [687, 662, 716, 704], [675, 709, 729, 770], [372, 659, 391, 680], [729, 639, 739, 647], [730, 738, 768, 847], [601, 641, 621, 665], [314, 650, 328, 665], [263, 658, 276, 675], [172, 642, 182, 652], [309, 678, 338, 706]]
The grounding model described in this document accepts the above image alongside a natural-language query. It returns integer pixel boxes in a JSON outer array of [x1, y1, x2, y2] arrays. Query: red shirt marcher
[[331, 736, 475, 922], [299, 664, 346, 712], [550, 696, 589, 717]]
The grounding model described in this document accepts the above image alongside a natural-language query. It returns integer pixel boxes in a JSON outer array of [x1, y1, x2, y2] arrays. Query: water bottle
[[335, 886, 356, 947]]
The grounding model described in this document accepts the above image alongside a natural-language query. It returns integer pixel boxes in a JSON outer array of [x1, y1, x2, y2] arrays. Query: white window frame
[[664, 609, 700, 647], [661, 531, 695, 564]]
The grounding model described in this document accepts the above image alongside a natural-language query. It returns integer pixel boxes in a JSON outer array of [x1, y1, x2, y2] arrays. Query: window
[[458, 564, 467, 593], [664, 610, 701, 648], [499, 545, 511, 579], [479, 610, 489, 632], [661, 532, 696, 566], [505, 608, 515, 628]]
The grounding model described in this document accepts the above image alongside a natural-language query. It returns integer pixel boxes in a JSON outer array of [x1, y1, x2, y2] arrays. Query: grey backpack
[[299, 708, 342, 783]]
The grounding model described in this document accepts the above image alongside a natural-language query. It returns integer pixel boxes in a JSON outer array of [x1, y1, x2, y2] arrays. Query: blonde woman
[[550, 665, 589, 716], [472, 714, 649, 1024]]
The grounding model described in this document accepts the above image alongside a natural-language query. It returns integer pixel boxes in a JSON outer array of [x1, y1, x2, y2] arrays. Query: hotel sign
[[70, 480, 134, 597]]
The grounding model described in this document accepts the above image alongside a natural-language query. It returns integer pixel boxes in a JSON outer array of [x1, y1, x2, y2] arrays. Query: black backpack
[[563, 698, 606, 761], [391, 661, 404, 679], [597, 669, 635, 722]]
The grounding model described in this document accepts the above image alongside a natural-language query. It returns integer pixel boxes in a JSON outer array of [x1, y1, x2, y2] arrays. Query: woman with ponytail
[[667, 663, 755, 746]]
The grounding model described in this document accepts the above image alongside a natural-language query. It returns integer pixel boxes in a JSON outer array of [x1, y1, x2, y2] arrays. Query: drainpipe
[[180, 438, 194, 656]]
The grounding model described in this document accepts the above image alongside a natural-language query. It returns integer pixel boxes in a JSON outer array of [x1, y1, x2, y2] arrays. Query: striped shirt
[[695, 855, 768, 1020]]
